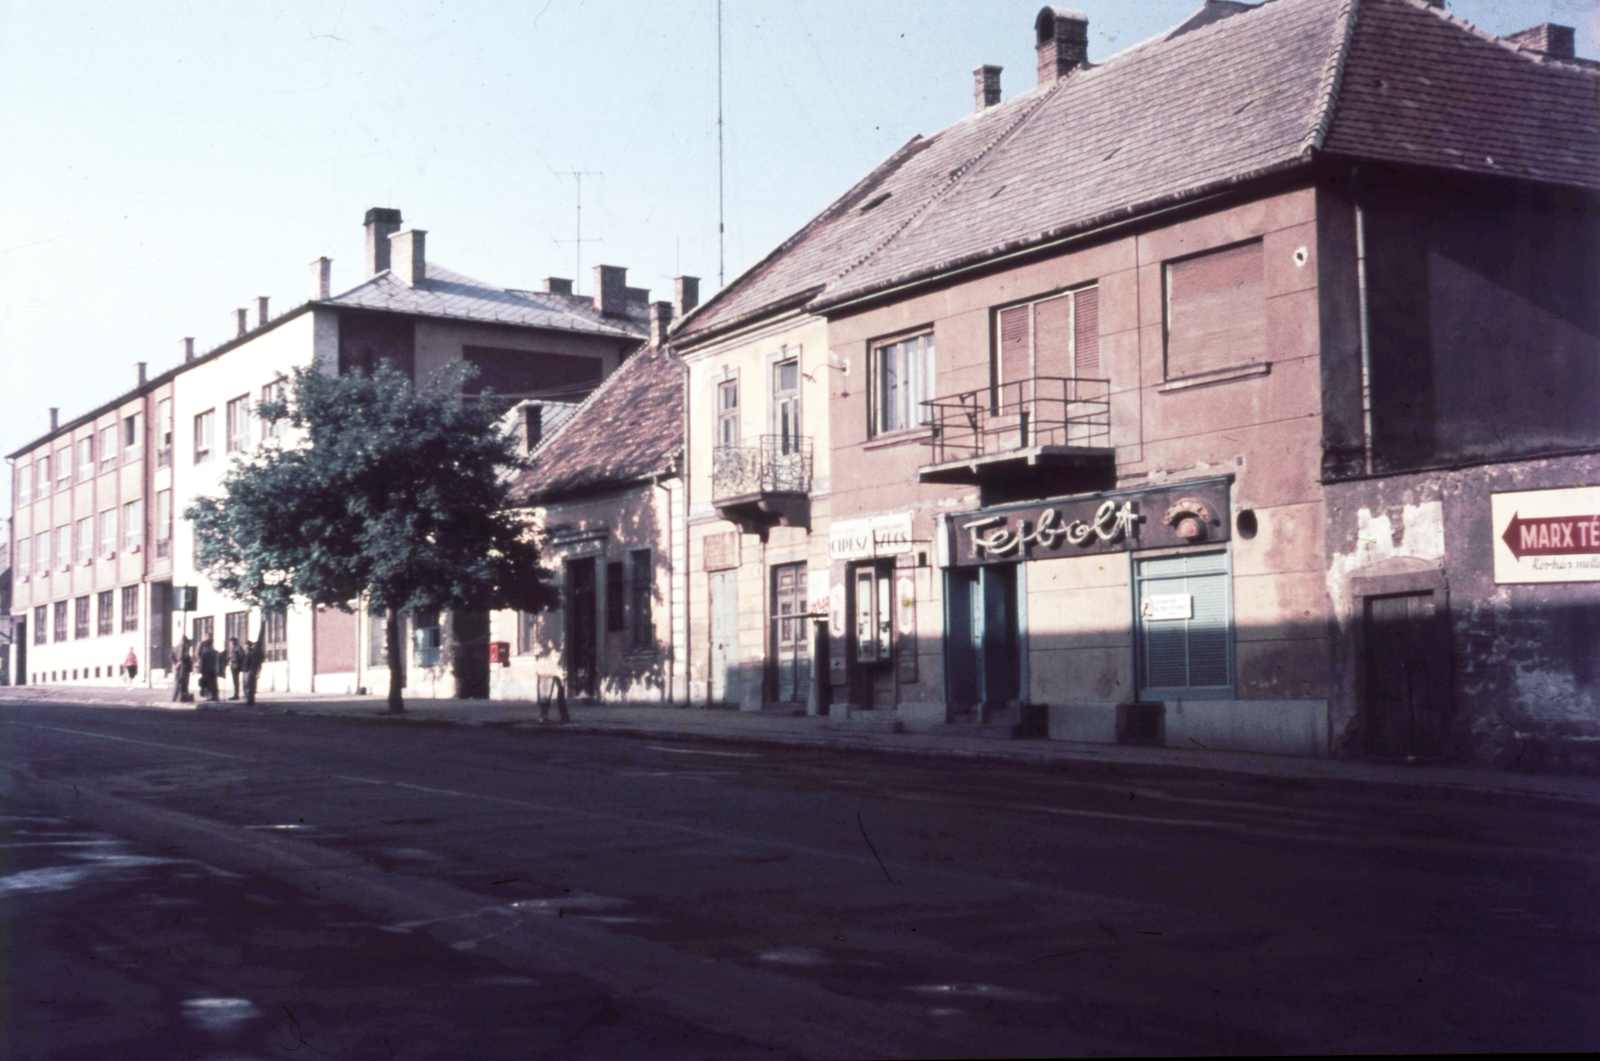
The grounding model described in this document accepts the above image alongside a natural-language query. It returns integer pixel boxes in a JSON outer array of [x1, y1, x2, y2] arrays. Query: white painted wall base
[[1164, 699, 1329, 756]]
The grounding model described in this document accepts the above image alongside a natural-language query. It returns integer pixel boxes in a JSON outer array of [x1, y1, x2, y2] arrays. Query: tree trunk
[[386, 605, 405, 713]]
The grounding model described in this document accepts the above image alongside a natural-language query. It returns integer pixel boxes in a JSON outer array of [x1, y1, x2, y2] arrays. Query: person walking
[[171, 638, 193, 703], [242, 635, 264, 706], [226, 637, 245, 700], [198, 636, 220, 702], [122, 648, 138, 690]]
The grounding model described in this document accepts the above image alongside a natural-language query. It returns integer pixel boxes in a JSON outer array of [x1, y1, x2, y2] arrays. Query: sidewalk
[[5, 684, 1598, 808]]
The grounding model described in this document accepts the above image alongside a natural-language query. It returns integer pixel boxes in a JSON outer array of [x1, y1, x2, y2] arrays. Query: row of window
[[17, 494, 169, 578], [15, 413, 143, 505], [193, 382, 288, 465], [511, 550, 656, 656], [31, 587, 140, 644]]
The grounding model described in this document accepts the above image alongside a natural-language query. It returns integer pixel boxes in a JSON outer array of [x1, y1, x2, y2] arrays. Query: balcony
[[712, 435, 813, 531], [919, 376, 1114, 497]]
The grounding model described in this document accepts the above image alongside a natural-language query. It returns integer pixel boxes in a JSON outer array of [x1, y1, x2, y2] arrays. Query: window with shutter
[[1135, 549, 1232, 697], [1074, 286, 1100, 380], [1164, 239, 1266, 379], [991, 286, 1101, 394]]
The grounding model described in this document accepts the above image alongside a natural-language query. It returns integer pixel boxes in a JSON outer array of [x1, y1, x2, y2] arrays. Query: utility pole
[[717, 0, 725, 288], [556, 170, 603, 291]]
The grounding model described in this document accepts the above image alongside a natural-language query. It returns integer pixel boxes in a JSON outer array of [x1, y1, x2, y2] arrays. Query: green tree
[[186, 362, 556, 712]]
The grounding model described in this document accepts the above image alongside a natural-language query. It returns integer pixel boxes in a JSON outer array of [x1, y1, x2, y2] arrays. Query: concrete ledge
[[826, 705, 904, 733], [1048, 702, 1118, 743], [896, 701, 951, 733], [1164, 699, 1329, 756]]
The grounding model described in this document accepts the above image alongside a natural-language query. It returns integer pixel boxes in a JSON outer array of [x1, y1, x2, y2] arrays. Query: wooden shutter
[[1165, 240, 1265, 378], [1073, 286, 1100, 378], [997, 305, 1030, 386], [1032, 294, 1074, 378]]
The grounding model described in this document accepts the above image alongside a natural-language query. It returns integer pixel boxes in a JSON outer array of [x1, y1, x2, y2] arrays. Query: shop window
[[413, 614, 442, 668], [1135, 549, 1233, 698], [368, 603, 390, 666], [34, 606, 47, 645], [97, 591, 114, 637], [192, 615, 214, 646], [1164, 239, 1265, 380], [263, 608, 288, 662], [121, 586, 140, 632], [871, 332, 934, 436], [74, 596, 91, 640], [629, 549, 653, 649], [225, 611, 248, 649]]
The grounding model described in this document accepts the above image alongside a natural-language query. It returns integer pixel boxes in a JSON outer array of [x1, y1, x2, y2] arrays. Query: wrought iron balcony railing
[[712, 435, 814, 501], [921, 376, 1111, 467]]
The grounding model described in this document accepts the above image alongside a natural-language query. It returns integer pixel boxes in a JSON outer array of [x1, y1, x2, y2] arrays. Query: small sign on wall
[[1492, 486, 1600, 584], [703, 531, 741, 572], [1140, 593, 1193, 621]]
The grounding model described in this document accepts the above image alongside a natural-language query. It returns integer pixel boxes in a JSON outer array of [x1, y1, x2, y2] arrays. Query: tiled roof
[[326, 263, 649, 340], [509, 346, 685, 504], [685, 0, 1599, 321]]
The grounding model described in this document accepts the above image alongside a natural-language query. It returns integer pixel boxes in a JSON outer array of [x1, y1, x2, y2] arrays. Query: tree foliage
[[186, 361, 557, 709]]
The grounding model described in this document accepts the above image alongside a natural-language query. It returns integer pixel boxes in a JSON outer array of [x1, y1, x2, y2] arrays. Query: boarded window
[[1164, 240, 1265, 379]]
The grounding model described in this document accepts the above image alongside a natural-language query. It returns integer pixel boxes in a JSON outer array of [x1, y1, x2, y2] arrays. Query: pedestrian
[[198, 636, 220, 702], [242, 635, 264, 706], [226, 637, 244, 700], [123, 648, 138, 689], [171, 638, 193, 703], [537, 674, 570, 724]]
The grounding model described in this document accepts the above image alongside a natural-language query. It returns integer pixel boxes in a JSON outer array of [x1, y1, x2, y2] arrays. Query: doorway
[[1364, 590, 1451, 757], [849, 561, 897, 710], [769, 562, 809, 705], [709, 569, 738, 705], [565, 558, 598, 699], [946, 564, 1021, 709]]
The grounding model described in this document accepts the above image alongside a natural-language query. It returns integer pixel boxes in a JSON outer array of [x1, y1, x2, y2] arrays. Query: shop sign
[[949, 481, 1231, 567], [1492, 486, 1600, 584], [829, 512, 915, 561]]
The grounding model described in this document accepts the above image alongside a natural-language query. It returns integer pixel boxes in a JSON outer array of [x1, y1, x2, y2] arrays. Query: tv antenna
[[555, 170, 603, 290]]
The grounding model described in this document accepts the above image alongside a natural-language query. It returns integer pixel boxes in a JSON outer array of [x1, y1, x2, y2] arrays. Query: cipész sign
[[1492, 486, 1600, 584]]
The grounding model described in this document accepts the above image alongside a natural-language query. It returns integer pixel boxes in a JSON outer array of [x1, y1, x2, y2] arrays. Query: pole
[[717, 0, 725, 288]]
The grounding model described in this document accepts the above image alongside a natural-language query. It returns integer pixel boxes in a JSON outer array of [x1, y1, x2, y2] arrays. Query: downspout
[[662, 339, 692, 706], [1353, 173, 1374, 476]]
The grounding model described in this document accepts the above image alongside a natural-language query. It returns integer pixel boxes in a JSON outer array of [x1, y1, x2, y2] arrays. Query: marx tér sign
[[1491, 486, 1600, 584]]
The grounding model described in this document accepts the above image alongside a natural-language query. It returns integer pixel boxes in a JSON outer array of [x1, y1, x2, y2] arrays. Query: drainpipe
[[1353, 171, 1375, 477]]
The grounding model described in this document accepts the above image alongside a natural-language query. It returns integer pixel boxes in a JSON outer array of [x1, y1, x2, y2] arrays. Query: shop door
[[565, 559, 598, 698], [709, 569, 738, 704], [850, 562, 896, 709], [770, 562, 809, 704], [1365, 591, 1450, 757], [980, 565, 1021, 705]]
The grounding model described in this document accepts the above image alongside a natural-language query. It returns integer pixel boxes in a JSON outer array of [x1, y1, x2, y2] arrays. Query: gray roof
[[324, 263, 649, 340]]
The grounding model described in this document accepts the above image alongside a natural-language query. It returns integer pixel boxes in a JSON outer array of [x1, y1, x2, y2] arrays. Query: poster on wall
[[1491, 486, 1600, 584]]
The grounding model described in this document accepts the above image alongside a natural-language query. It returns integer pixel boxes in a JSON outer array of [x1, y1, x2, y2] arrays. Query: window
[[194, 409, 215, 463], [56, 447, 71, 483], [629, 549, 653, 649], [157, 398, 173, 467], [263, 608, 288, 662], [871, 332, 935, 436], [994, 286, 1100, 388], [518, 609, 538, 655], [97, 591, 114, 637], [75, 516, 93, 564], [99, 509, 117, 558], [18, 463, 31, 504], [155, 490, 172, 558], [34, 532, 49, 577], [226, 395, 250, 452], [260, 379, 288, 439], [99, 425, 118, 469], [368, 603, 390, 666], [55, 526, 71, 570], [192, 615, 214, 645], [16, 539, 30, 581], [76, 437, 93, 481], [413, 614, 442, 668], [225, 611, 248, 648], [772, 357, 801, 452], [1164, 239, 1265, 380], [34, 605, 47, 645], [35, 457, 49, 498], [605, 561, 626, 632], [716, 379, 739, 449], [121, 586, 140, 632], [1135, 549, 1233, 697], [74, 596, 90, 640], [123, 412, 142, 459], [123, 498, 143, 552]]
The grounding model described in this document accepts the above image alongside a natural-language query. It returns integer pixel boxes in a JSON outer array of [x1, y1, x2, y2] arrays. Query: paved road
[[2, 700, 1597, 1058]]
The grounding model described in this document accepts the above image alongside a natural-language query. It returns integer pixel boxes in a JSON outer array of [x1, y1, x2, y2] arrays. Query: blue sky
[[1, 0, 1595, 501]]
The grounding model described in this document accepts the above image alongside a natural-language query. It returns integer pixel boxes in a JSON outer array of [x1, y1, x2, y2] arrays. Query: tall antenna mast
[[556, 170, 603, 290], [717, 0, 725, 288]]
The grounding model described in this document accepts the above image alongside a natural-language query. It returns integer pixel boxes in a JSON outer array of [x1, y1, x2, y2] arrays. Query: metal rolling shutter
[[1137, 550, 1231, 693]]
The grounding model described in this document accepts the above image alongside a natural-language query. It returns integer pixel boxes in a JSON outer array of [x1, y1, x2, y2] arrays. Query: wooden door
[[565, 558, 597, 698], [980, 564, 1020, 705], [709, 569, 738, 704], [1365, 591, 1450, 757], [770, 562, 809, 704]]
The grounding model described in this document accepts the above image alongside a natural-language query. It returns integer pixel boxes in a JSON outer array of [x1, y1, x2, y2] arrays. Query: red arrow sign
[[1501, 512, 1600, 559]]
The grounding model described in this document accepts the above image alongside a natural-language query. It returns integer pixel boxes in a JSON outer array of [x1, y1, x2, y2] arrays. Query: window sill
[[861, 429, 927, 452], [1158, 362, 1271, 393]]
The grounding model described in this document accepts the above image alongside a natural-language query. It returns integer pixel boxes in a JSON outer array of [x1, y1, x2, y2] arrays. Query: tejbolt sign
[[948, 481, 1231, 567], [1492, 486, 1600, 584]]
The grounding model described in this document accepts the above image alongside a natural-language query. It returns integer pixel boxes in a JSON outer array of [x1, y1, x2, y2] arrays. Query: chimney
[[389, 229, 426, 287], [523, 404, 544, 451], [364, 207, 403, 276], [649, 301, 673, 348], [674, 275, 700, 318], [593, 264, 627, 317], [973, 64, 1003, 110], [310, 256, 332, 300], [136, 362, 147, 386], [182, 337, 195, 362], [1035, 7, 1089, 84], [1504, 23, 1576, 59], [624, 285, 651, 303], [50, 407, 59, 432], [542, 277, 574, 295], [236, 308, 249, 337], [257, 296, 270, 328]]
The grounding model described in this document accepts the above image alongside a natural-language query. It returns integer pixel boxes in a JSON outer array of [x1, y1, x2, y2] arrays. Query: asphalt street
[[1, 699, 1597, 1059]]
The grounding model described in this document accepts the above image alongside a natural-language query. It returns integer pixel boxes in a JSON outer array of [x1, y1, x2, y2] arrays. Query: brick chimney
[[364, 207, 402, 276], [1504, 22, 1576, 59], [649, 301, 673, 348], [137, 362, 147, 386], [593, 264, 627, 317], [973, 64, 1002, 110], [310, 256, 331, 300], [182, 337, 195, 362], [389, 229, 426, 287], [542, 277, 574, 295], [49, 407, 58, 431], [1036, 7, 1088, 83], [236, 308, 248, 338], [674, 275, 700, 318], [257, 296, 270, 327]]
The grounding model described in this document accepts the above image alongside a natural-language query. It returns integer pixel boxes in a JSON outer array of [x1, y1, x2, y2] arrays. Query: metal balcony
[[712, 435, 813, 530], [919, 376, 1114, 493]]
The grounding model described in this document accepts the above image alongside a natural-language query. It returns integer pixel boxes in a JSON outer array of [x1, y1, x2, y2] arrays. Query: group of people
[[170, 634, 263, 705]]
